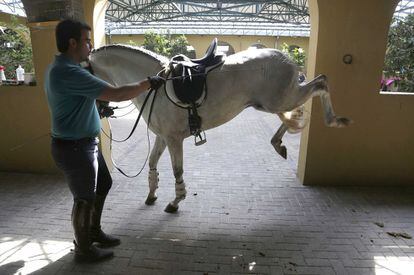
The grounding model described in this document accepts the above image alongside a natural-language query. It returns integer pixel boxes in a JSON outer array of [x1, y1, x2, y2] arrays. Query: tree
[[384, 14, 414, 92], [281, 43, 306, 69], [0, 16, 34, 79], [142, 31, 170, 56], [169, 35, 190, 57], [142, 31, 190, 58]]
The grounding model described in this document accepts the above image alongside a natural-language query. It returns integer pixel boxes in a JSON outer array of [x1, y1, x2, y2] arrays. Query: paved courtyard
[[1, 106, 414, 274]]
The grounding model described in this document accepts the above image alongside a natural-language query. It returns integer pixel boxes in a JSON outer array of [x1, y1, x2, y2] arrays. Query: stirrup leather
[[188, 104, 206, 146]]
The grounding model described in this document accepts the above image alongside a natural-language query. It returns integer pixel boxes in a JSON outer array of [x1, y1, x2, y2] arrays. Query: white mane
[[92, 44, 169, 67]]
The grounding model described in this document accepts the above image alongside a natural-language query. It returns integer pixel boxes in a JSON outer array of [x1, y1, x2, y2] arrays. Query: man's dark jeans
[[51, 137, 112, 201]]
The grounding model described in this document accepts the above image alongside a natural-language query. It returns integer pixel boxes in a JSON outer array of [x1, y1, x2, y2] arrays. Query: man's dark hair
[[55, 19, 91, 53]]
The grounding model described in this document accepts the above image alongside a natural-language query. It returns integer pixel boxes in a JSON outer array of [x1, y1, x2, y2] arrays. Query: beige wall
[[83, 0, 112, 169], [108, 34, 145, 46], [0, 1, 108, 173], [3, 0, 411, 187], [108, 34, 309, 58], [0, 21, 58, 173], [0, 12, 26, 25], [298, 0, 412, 185], [0, 85, 54, 173], [83, 0, 108, 48]]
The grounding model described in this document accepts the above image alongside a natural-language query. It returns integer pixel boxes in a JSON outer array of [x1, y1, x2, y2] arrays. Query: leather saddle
[[165, 38, 225, 146], [167, 38, 225, 107]]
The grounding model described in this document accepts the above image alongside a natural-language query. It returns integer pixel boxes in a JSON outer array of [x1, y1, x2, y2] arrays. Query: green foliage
[[281, 43, 306, 68], [0, 16, 34, 79], [169, 35, 190, 57], [142, 31, 169, 56], [142, 31, 190, 58], [384, 14, 414, 92]]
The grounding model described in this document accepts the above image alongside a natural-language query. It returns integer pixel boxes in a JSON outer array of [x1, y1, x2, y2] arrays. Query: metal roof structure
[[394, 0, 414, 21], [0, 0, 25, 17], [106, 0, 311, 36], [0, 0, 413, 36]]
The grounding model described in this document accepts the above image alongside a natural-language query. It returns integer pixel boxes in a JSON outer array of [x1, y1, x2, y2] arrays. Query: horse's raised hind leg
[[164, 138, 186, 213], [145, 135, 166, 205], [271, 123, 288, 159], [299, 75, 351, 127]]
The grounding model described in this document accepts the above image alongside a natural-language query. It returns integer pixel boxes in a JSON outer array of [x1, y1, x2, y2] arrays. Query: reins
[[103, 85, 159, 178], [102, 68, 209, 177]]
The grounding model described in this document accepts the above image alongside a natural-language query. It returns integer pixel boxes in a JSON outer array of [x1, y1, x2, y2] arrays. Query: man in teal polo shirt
[[45, 19, 164, 263]]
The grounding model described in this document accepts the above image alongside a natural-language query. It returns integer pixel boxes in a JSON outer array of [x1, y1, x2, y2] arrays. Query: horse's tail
[[278, 104, 308, 134]]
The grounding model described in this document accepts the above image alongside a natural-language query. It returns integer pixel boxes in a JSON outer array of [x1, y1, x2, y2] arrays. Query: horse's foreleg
[[271, 123, 288, 159], [164, 138, 186, 213], [300, 75, 351, 127], [145, 135, 166, 205]]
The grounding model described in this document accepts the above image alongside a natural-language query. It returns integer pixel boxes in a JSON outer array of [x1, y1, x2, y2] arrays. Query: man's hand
[[148, 76, 165, 90]]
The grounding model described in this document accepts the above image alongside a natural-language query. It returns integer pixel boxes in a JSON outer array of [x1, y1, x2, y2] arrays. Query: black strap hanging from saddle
[[166, 38, 225, 146], [187, 103, 206, 146], [169, 61, 209, 146]]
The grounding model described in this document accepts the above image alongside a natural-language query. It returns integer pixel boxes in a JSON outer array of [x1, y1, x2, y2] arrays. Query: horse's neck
[[133, 92, 150, 108], [92, 47, 165, 108], [111, 52, 162, 82]]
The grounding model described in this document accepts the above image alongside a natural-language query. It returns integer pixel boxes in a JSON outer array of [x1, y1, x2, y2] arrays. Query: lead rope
[[104, 84, 160, 178]]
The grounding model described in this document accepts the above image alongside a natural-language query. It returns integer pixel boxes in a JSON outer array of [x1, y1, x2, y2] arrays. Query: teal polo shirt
[[44, 54, 110, 140]]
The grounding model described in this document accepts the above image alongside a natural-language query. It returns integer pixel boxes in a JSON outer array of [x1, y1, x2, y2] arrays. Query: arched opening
[[381, 2, 414, 93], [299, 0, 406, 186], [0, 14, 35, 85], [288, 44, 300, 52], [248, 43, 267, 50], [2, 2, 414, 275], [217, 40, 235, 56], [281, 43, 306, 72], [185, 45, 196, 58]]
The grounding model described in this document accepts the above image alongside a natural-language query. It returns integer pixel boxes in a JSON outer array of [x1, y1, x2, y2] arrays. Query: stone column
[[298, 0, 414, 185], [17, 0, 112, 172], [82, 0, 112, 169], [22, 0, 84, 23]]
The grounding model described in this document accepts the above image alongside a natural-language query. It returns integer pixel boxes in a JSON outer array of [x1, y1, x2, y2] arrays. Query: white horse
[[90, 44, 350, 213]]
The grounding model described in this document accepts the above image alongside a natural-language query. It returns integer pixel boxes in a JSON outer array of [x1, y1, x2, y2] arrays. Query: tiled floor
[[1, 107, 414, 274]]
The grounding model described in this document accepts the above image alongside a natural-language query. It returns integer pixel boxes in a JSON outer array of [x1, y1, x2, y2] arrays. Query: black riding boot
[[72, 199, 113, 262], [90, 195, 121, 247]]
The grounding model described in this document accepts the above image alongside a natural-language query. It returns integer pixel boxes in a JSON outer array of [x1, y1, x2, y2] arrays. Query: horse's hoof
[[164, 203, 178, 213], [145, 196, 157, 205], [337, 117, 352, 127], [275, 145, 287, 159], [328, 116, 353, 128]]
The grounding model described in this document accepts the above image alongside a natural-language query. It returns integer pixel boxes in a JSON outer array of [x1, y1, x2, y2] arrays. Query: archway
[[1, 0, 409, 186], [298, 0, 404, 185], [217, 40, 235, 56], [248, 43, 267, 50]]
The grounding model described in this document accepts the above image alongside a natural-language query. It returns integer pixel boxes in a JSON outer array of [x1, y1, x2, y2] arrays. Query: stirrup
[[194, 131, 206, 146]]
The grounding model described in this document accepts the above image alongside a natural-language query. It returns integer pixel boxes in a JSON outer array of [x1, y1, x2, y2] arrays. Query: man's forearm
[[99, 80, 151, 102], [114, 80, 151, 101]]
